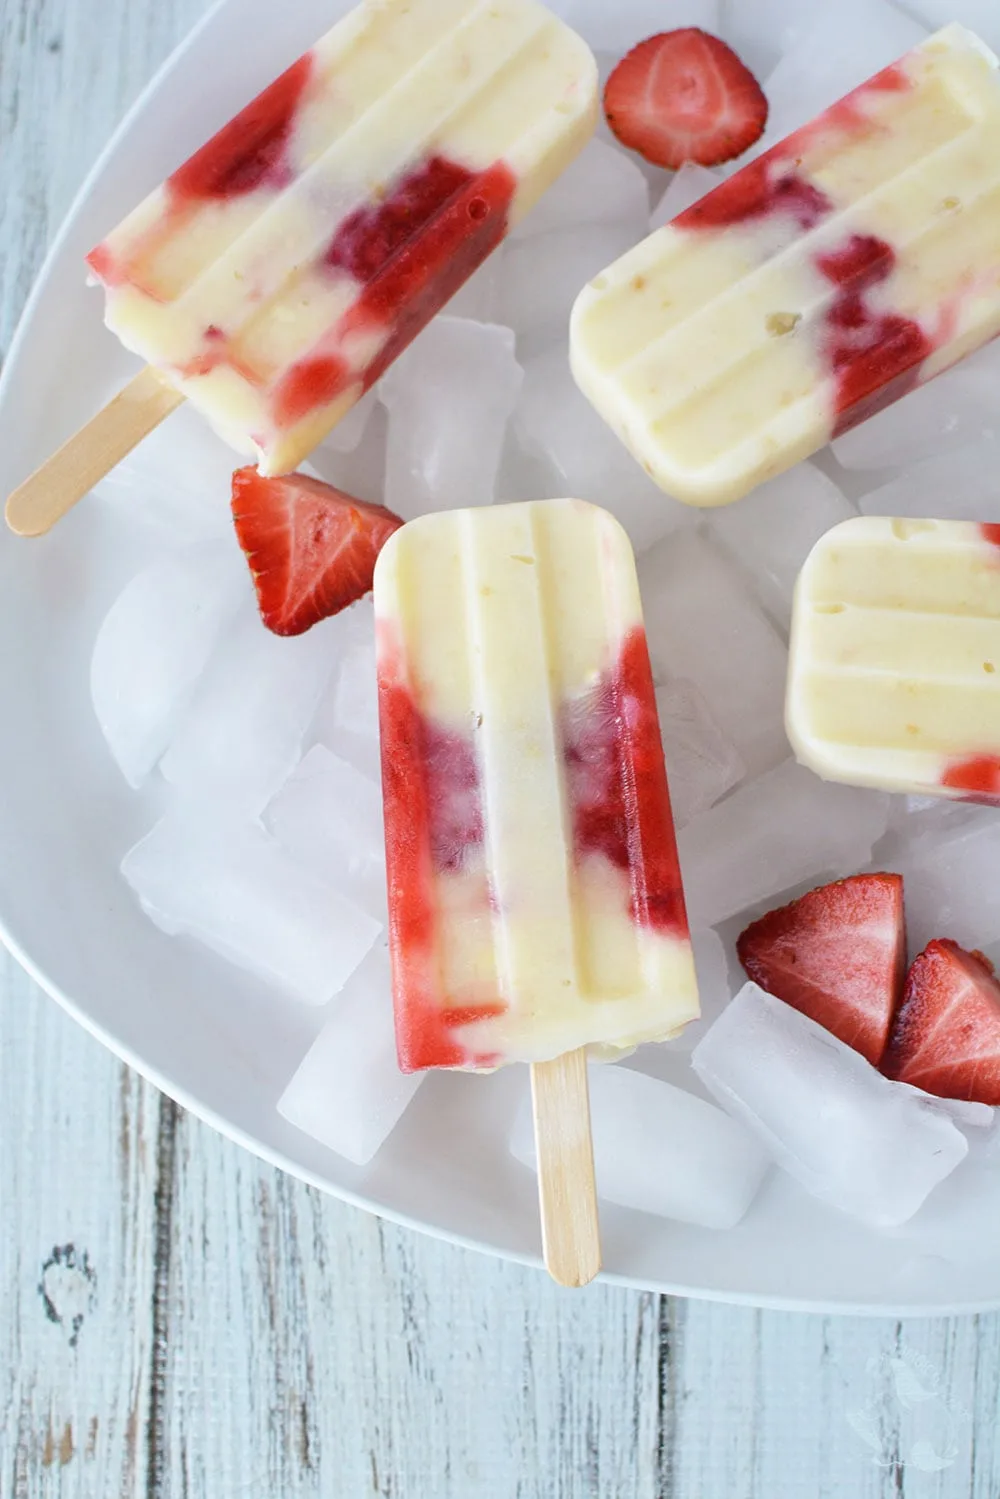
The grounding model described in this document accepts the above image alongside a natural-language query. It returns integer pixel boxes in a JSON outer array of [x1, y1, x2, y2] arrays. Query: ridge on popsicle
[[5, 0, 599, 538]]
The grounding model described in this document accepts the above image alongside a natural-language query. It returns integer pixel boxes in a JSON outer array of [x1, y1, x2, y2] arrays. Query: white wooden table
[[5, 4, 1000, 1494]]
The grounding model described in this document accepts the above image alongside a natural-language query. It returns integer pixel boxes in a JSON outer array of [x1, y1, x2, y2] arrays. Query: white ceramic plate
[[3, 0, 999, 1315]]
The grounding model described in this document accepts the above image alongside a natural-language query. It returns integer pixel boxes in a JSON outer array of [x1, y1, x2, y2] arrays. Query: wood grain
[[5, 368, 183, 537], [0, 953, 158, 1498], [9, 950, 1000, 1499], [0, 0, 210, 365], [531, 1049, 601, 1288], [152, 1102, 664, 1497]]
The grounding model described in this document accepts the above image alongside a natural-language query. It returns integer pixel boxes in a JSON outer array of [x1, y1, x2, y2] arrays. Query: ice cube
[[637, 530, 789, 778], [265, 744, 386, 921], [161, 604, 336, 813], [709, 462, 856, 627], [303, 402, 387, 502], [380, 318, 523, 518], [90, 541, 249, 788], [664, 927, 733, 1052], [497, 223, 638, 350], [655, 677, 745, 827], [755, 1, 928, 151], [310, 598, 380, 776], [561, 0, 721, 53], [832, 359, 1000, 470], [692, 982, 968, 1227], [509, 1060, 769, 1229], [885, 791, 974, 843], [876, 815, 1000, 955], [513, 138, 649, 240], [445, 253, 503, 321], [649, 164, 723, 231], [899, 1088, 995, 1133], [90, 403, 236, 542], [277, 943, 421, 1165], [965, 1112, 1000, 1167], [722, 0, 812, 77], [677, 760, 890, 928], [123, 807, 381, 1005], [857, 440, 1000, 521], [317, 389, 377, 455], [514, 346, 691, 552], [493, 428, 565, 507]]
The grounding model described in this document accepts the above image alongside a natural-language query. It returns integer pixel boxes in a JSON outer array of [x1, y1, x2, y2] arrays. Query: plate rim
[[1, 0, 996, 1318]]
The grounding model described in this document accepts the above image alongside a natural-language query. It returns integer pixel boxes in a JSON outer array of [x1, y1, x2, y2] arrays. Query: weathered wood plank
[[673, 1303, 1000, 1499], [0, 7, 211, 1498], [0, 955, 160, 1498], [0, 0, 211, 365], [156, 1112, 665, 1498]]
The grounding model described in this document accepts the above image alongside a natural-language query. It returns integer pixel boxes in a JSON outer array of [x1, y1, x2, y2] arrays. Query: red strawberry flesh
[[737, 873, 905, 1066], [604, 29, 767, 170], [231, 467, 402, 637], [883, 939, 1000, 1104]]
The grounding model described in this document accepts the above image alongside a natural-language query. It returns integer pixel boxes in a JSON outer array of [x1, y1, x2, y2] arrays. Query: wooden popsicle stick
[[5, 366, 183, 537], [530, 1047, 601, 1288]]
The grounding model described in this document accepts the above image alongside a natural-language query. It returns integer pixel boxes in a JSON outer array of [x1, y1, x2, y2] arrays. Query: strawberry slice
[[231, 467, 403, 636], [882, 940, 1000, 1104], [604, 29, 767, 170], [736, 873, 905, 1066]]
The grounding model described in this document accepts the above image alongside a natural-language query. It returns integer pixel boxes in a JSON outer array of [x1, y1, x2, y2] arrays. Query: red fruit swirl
[[271, 155, 515, 429], [169, 53, 313, 201], [675, 171, 931, 438], [815, 233, 931, 436], [378, 647, 503, 1073], [673, 157, 831, 233], [563, 627, 689, 939], [941, 755, 1000, 805]]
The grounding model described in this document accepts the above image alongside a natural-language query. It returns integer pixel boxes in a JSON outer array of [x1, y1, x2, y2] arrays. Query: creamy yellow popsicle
[[787, 516, 1000, 804], [374, 499, 699, 1071], [571, 24, 1000, 507], [87, 0, 597, 475]]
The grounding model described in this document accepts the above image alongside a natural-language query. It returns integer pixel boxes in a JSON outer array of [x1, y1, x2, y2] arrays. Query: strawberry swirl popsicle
[[373, 499, 699, 1072], [86, 0, 597, 476], [571, 24, 1000, 507], [787, 517, 1000, 806]]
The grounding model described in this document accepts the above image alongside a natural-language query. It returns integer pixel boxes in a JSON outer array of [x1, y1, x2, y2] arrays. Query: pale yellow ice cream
[[787, 515, 1000, 803]]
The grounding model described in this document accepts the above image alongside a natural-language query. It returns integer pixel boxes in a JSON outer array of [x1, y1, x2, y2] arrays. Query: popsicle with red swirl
[[571, 24, 1000, 507], [373, 498, 699, 1073], [86, 0, 597, 476]]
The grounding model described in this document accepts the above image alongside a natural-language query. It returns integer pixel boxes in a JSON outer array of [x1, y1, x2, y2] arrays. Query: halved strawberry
[[231, 467, 403, 636], [604, 29, 767, 171], [736, 873, 905, 1066], [882, 940, 1000, 1104]]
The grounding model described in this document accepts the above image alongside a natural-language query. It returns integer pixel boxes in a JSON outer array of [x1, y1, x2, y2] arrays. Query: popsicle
[[374, 498, 699, 1284], [6, 0, 597, 536], [787, 516, 1000, 804], [570, 24, 1000, 508]]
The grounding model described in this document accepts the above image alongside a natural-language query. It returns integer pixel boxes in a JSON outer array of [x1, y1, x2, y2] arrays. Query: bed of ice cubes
[[85, 0, 1000, 1240]]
